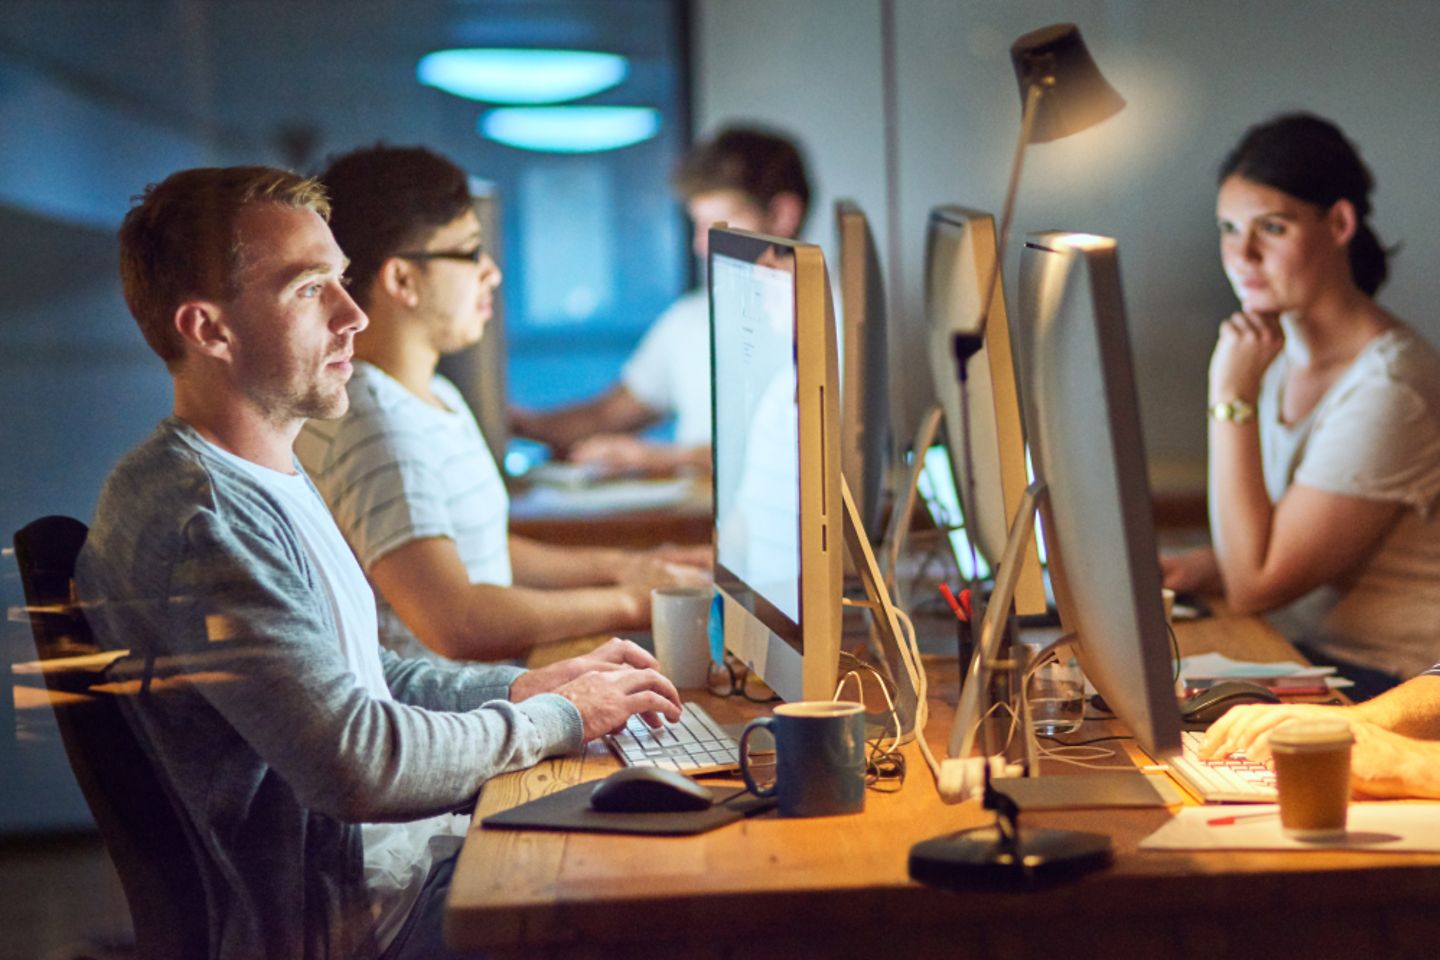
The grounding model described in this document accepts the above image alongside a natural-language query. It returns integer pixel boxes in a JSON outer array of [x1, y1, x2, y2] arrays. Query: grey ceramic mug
[[739, 700, 866, 817]]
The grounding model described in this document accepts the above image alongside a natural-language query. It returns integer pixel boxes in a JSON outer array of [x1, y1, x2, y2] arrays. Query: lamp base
[[908, 825, 1112, 890]]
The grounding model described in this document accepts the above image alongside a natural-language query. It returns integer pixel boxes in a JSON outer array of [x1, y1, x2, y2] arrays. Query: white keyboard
[[1166, 730, 1277, 803], [605, 701, 740, 775]]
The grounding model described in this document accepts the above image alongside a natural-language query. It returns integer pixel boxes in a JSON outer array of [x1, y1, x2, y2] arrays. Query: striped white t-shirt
[[297, 361, 511, 664]]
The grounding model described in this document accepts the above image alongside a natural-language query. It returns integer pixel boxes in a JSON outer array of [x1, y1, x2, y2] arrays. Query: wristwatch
[[1208, 398, 1256, 424]]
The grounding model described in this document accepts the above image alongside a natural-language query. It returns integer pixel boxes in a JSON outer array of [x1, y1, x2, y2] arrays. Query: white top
[[201, 439, 464, 952], [621, 288, 712, 446], [1258, 325, 1440, 679], [296, 362, 511, 664]]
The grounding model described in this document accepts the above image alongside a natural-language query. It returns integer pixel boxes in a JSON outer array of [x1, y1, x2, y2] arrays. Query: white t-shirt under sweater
[[621, 288, 712, 447], [296, 362, 511, 664], [1256, 325, 1440, 679], [201, 439, 465, 953]]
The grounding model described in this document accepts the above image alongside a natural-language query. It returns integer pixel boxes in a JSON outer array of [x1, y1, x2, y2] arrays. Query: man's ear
[[174, 300, 234, 362], [1328, 197, 1358, 249], [378, 257, 421, 309], [764, 192, 805, 240]]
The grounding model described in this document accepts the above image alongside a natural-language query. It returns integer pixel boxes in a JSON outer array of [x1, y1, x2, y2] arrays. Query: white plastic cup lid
[[1269, 718, 1354, 751]]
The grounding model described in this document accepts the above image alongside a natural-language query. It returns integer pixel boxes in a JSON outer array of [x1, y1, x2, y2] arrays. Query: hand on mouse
[[1199, 702, 1348, 762]]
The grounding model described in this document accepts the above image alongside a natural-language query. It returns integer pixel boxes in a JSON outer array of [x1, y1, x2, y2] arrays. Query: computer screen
[[1011, 231, 1181, 758], [835, 200, 890, 541], [710, 227, 842, 703], [923, 206, 1045, 616]]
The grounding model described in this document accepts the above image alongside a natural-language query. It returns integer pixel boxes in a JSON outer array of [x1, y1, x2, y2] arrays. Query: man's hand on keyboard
[[1200, 702, 1349, 762], [510, 638, 660, 700], [553, 668, 683, 742]]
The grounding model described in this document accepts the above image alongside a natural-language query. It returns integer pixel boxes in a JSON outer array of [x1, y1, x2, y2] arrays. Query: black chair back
[[14, 515, 210, 960]]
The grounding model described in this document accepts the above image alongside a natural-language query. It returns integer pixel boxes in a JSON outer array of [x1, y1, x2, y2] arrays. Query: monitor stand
[[841, 474, 922, 745], [944, 479, 1171, 808]]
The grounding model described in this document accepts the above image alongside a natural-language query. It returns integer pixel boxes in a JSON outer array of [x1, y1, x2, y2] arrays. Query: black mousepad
[[481, 781, 776, 836]]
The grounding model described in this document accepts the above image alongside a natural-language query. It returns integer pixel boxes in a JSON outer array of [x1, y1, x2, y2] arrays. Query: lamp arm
[[968, 81, 1044, 346]]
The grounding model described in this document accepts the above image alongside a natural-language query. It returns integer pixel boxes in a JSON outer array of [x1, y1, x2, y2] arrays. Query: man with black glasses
[[296, 145, 707, 666]]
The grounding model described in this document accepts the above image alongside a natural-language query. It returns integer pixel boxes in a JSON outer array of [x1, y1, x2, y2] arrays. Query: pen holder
[[956, 617, 975, 696]]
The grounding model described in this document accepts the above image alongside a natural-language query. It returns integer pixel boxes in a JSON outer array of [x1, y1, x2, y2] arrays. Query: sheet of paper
[[1179, 652, 1352, 688], [1141, 803, 1440, 852], [1179, 652, 1333, 680]]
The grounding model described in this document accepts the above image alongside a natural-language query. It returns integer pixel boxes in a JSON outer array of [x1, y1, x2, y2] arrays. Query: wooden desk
[[446, 614, 1440, 959]]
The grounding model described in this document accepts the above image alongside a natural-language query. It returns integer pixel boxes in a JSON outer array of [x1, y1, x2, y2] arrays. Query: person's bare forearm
[[1352, 675, 1440, 738], [511, 387, 658, 452], [510, 535, 625, 589], [1208, 418, 1278, 612], [430, 582, 642, 661]]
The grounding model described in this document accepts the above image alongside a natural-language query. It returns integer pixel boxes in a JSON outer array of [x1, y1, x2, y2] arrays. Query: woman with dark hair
[[1163, 113, 1440, 700]]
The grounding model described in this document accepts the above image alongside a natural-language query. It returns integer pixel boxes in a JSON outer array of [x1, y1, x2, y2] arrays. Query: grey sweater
[[77, 418, 583, 960]]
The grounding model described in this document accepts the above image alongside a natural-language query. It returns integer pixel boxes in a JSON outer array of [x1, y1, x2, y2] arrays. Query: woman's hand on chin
[[1209, 310, 1284, 403]]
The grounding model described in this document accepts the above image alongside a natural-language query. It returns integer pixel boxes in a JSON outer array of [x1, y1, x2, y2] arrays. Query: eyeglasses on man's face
[[395, 244, 486, 265]]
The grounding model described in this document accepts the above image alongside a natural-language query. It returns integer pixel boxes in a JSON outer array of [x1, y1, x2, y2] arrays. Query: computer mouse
[[1180, 679, 1282, 725], [589, 766, 715, 814]]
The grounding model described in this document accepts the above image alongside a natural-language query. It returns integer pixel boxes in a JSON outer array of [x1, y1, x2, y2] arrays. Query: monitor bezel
[[709, 226, 842, 702]]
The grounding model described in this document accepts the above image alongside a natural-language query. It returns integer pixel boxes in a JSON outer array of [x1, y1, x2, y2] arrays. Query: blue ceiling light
[[417, 48, 628, 104], [480, 106, 661, 154]]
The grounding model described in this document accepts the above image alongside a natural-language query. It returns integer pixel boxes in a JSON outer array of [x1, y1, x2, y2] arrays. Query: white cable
[[833, 662, 903, 757]]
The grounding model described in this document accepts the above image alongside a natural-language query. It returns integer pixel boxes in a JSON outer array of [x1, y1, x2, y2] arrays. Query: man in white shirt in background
[[511, 125, 812, 475]]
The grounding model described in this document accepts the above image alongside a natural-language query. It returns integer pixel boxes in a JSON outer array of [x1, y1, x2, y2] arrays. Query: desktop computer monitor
[[1011, 231, 1181, 758], [835, 200, 891, 540], [923, 206, 1045, 616], [710, 226, 842, 703]]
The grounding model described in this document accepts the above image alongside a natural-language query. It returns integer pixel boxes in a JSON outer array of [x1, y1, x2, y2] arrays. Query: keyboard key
[[605, 701, 741, 775], [1167, 730, 1278, 803]]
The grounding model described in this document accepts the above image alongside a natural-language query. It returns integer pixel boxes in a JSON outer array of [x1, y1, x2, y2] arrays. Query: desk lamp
[[946, 22, 1125, 646], [914, 23, 1124, 890]]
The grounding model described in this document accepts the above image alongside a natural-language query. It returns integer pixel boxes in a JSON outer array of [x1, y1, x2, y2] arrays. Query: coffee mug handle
[[738, 717, 778, 798]]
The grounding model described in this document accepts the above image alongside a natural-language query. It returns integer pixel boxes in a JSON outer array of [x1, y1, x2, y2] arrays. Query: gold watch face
[[1210, 399, 1255, 423]]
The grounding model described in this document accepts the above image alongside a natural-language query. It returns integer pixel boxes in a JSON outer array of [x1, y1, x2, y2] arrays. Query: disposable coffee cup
[[1269, 719, 1354, 841], [651, 586, 713, 689]]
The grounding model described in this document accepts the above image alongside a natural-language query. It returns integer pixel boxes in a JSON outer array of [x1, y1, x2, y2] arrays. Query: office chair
[[13, 515, 209, 960]]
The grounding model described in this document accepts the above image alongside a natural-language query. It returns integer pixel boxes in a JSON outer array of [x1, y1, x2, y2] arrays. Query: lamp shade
[[1010, 23, 1124, 143]]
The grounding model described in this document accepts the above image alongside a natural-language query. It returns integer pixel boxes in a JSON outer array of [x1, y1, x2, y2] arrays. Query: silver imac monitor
[[1012, 231, 1181, 759], [923, 206, 1045, 616], [710, 226, 842, 702], [835, 200, 891, 540]]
